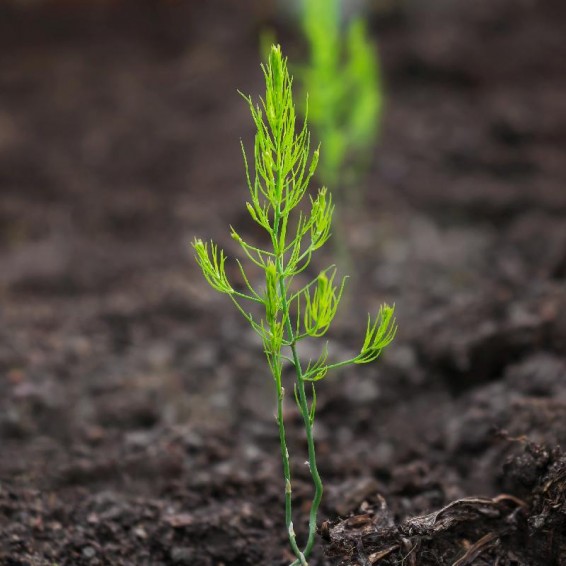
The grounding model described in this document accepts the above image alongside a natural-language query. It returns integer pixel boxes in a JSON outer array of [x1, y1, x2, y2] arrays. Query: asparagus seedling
[[193, 45, 395, 565]]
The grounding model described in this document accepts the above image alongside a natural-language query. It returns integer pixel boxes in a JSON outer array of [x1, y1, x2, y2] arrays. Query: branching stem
[[278, 255, 323, 564]]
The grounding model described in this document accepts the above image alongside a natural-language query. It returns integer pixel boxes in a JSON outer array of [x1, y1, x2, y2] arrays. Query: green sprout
[[193, 45, 396, 565], [300, 0, 382, 201]]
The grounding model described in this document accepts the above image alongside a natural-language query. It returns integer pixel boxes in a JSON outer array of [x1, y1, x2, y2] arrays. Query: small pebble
[[170, 546, 195, 565], [82, 546, 96, 559]]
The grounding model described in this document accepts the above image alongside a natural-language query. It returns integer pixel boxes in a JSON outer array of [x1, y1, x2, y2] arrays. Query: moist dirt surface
[[0, 1, 565, 565]]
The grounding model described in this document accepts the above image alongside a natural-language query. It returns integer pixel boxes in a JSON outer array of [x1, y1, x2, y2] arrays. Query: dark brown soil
[[0, 1, 565, 565]]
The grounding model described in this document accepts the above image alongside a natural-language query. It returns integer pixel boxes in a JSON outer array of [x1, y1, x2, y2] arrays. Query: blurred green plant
[[193, 45, 396, 565], [300, 0, 382, 202]]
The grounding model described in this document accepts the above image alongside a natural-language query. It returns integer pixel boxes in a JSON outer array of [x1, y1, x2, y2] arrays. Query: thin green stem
[[271, 183, 308, 566], [275, 373, 307, 565], [271, 113, 323, 562], [277, 263, 323, 563], [289, 342, 323, 560]]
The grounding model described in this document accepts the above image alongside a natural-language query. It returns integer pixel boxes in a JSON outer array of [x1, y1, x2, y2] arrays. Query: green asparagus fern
[[301, 0, 382, 201], [193, 45, 395, 565]]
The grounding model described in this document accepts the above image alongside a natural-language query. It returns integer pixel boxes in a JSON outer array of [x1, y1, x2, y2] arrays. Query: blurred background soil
[[0, 1, 565, 564]]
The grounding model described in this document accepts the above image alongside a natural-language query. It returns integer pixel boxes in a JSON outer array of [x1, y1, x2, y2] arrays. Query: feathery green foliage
[[193, 45, 395, 565], [300, 0, 382, 196]]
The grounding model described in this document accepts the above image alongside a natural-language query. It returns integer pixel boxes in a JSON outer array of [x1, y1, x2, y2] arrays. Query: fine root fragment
[[367, 545, 398, 564], [451, 531, 501, 566]]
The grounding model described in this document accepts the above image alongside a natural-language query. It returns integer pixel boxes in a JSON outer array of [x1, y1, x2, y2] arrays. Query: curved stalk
[[276, 250, 322, 563], [289, 342, 323, 562], [272, 185, 309, 565]]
